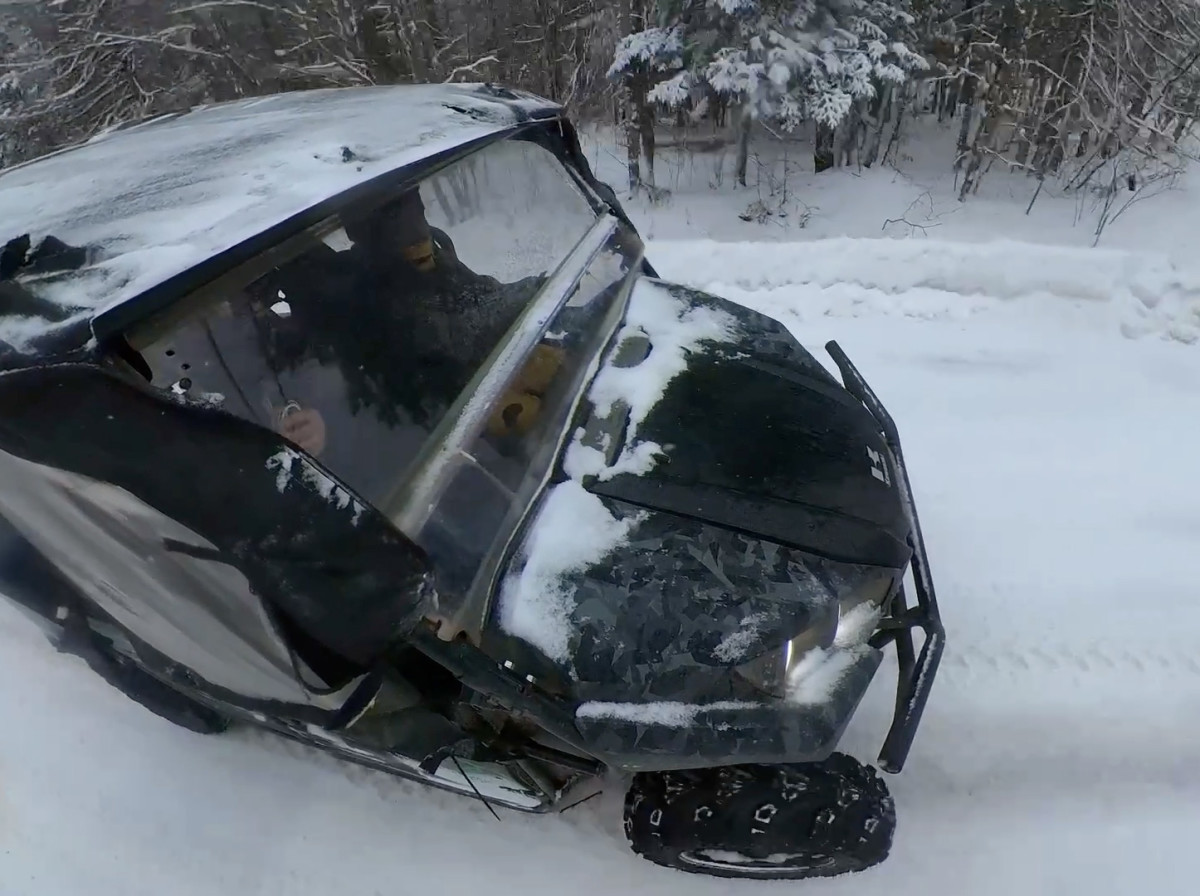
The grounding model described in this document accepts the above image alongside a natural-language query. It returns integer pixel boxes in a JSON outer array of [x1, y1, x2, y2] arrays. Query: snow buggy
[[0, 83, 943, 880]]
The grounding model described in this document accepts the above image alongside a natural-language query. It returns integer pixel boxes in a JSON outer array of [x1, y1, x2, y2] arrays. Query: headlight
[[734, 570, 892, 698], [733, 603, 837, 697]]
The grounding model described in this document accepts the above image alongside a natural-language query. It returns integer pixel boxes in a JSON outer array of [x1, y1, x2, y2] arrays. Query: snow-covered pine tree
[[608, 2, 689, 193], [613, 1, 926, 183]]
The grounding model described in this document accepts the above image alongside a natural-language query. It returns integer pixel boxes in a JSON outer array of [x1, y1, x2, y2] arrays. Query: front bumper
[[573, 645, 883, 773], [825, 341, 945, 774]]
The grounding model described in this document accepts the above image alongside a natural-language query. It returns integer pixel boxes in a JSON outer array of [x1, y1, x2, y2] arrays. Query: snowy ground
[[5, 132, 1200, 893], [580, 118, 1200, 264]]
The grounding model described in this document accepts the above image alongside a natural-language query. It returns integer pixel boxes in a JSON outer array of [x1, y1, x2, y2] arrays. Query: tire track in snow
[[937, 640, 1200, 682], [851, 644, 1200, 810]]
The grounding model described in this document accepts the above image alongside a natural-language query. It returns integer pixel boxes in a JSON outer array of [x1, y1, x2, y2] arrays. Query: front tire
[[623, 753, 894, 880]]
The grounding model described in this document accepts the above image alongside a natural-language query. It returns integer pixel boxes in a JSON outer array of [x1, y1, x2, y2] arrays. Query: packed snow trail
[[3, 238, 1200, 895]]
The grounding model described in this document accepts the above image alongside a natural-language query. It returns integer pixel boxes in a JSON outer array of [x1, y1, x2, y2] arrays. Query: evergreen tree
[[611, 0, 927, 178]]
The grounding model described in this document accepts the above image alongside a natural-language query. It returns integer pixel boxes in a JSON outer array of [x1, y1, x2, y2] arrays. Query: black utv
[[0, 83, 943, 880]]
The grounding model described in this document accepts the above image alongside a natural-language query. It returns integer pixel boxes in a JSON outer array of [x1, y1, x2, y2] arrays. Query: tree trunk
[[362, 7, 400, 83], [960, 85, 1002, 199], [624, 78, 644, 193], [862, 86, 891, 168], [418, 0, 441, 79], [638, 81, 656, 190], [814, 122, 835, 173], [619, 0, 641, 193], [954, 81, 978, 170], [882, 86, 910, 167], [735, 104, 752, 186]]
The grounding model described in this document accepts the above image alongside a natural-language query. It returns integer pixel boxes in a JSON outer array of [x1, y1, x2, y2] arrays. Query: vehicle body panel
[[572, 646, 883, 772], [482, 277, 908, 769], [0, 446, 353, 707], [589, 282, 912, 569], [0, 364, 432, 722]]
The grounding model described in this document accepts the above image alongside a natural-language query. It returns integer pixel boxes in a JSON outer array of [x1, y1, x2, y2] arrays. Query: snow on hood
[[563, 277, 736, 482], [712, 611, 776, 663], [785, 645, 874, 706], [575, 699, 756, 728], [497, 480, 644, 664], [0, 84, 555, 343]]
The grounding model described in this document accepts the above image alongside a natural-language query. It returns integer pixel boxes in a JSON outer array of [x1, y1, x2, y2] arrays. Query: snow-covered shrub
[[613, 0, 926, 134]]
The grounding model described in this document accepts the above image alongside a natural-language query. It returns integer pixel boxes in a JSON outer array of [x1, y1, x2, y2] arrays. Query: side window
[[421, 138, 598, 284], [129, 135, 600, 510]]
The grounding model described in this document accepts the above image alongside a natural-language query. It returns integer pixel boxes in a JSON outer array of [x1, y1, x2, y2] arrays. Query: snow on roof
[[0, 84, 559, 340]]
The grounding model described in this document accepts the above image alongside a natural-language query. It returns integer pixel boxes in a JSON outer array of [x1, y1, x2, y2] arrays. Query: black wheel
[[623, 753, 895, 880]]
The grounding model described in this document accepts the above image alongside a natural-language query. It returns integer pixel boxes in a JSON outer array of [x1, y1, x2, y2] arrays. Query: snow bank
[[649, 237, 1200, 344]]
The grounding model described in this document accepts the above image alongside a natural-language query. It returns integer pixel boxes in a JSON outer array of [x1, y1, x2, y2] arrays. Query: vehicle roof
[[0, 83, 561, 358]]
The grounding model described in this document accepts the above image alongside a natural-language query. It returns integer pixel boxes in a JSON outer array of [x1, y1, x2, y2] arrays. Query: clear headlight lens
[[733, 603, 837, 698], [734, 571, 893, 698]]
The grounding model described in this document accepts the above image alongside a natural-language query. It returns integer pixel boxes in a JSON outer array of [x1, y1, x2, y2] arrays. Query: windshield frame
[[390, 213, 644, 645]]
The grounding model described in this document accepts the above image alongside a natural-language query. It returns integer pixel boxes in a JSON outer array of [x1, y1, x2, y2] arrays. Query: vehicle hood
[[488, 277, 907, 701], [573, 276, 911, 569]]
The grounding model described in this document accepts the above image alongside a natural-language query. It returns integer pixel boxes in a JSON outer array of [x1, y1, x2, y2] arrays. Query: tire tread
[[623, 753, 895, 880]]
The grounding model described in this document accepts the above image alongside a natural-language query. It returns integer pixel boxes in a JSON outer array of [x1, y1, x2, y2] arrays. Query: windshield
[[409, 224, 642, 634], [130, 134, 600, 508]]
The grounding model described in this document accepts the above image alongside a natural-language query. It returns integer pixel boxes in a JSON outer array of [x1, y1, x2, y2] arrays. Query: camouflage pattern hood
[[494, 279, 908, 706]]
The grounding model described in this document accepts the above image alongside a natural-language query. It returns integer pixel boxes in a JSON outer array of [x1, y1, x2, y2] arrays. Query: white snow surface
[[5, 231, 1200, 893], [497, 480, 643, 664], [652, 237, 1200, 344], [0, 84, 552, 333], [564, 276, 737, 484]]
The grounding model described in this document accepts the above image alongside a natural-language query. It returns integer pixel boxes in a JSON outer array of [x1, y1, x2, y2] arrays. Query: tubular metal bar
[[825, 341, 945, 774]]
